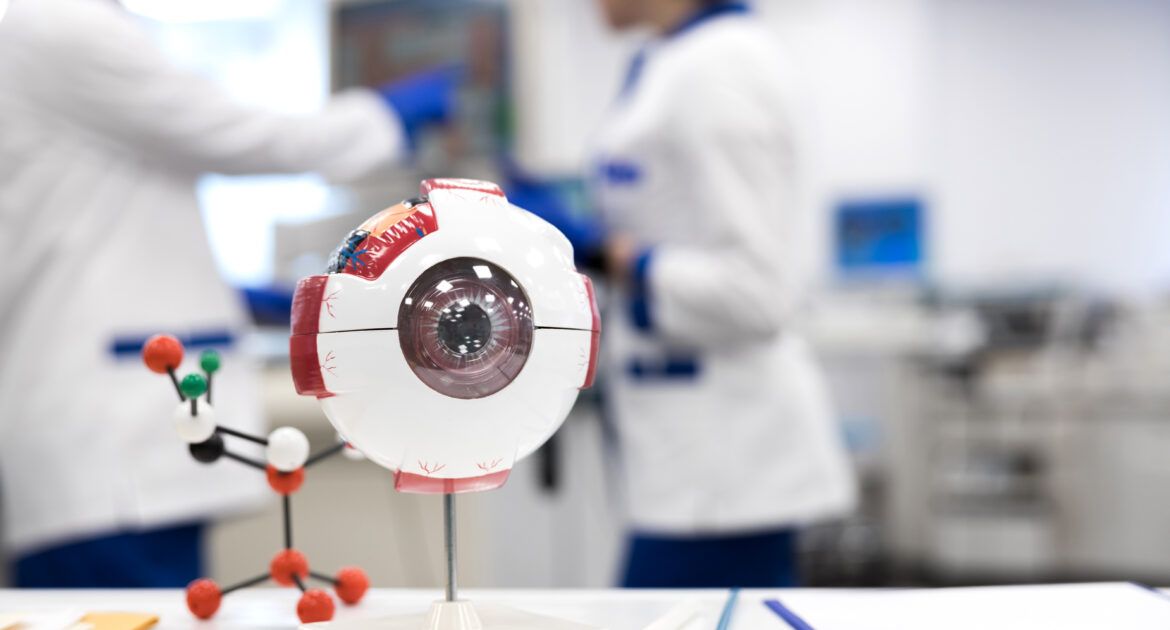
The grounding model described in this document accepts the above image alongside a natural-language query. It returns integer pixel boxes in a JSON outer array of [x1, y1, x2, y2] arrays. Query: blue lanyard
[[620, 2, 751, 96]]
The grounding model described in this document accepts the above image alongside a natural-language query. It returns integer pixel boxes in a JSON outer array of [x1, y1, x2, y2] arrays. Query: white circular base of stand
[[302, 600, 601, 630]]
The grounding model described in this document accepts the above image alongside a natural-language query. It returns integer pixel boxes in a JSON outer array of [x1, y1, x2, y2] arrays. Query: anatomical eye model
[[144, 179, 600, 629], [291, 179, 600, 629], [289, 178, 599, 497]]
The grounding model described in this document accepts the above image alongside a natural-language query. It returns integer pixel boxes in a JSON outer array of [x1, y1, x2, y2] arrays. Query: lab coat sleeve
[[634, 71, 802, 348], [37, 2, 405, 180]]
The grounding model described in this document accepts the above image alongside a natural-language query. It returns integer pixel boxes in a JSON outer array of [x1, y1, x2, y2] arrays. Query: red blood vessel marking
[[322, 290, 340, 318], [476, 458, 503, 472], [320, 350, 336, 376]]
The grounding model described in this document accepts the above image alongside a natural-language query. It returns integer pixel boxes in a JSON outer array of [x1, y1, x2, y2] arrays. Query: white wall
[[758, 0, 931, 282], [928, 0, 1170, 295], [509, 0, 636, 174]]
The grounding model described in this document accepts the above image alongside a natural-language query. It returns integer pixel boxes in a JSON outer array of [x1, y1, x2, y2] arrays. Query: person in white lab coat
[[0, 0, 453, 586], [522, 0, 857, 587]]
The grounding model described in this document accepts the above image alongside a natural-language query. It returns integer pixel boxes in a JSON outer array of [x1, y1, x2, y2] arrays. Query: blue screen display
[[834, 197, 925, 275]]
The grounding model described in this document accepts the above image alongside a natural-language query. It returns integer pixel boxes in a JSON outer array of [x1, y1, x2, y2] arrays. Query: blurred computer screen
[[333, 0, 510, 159]]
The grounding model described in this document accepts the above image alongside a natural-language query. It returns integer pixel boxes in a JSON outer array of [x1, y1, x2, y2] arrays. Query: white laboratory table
[[7, 585, 1170, 629], [0, 588, 793, 629]]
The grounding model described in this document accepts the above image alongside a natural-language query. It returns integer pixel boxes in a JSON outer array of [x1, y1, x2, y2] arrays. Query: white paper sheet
[[766, 583, 1170, 630]]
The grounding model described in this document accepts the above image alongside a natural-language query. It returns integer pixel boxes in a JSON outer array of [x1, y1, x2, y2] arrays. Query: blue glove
[[377, 65, 462, 150], [503, 168, 608, 270]]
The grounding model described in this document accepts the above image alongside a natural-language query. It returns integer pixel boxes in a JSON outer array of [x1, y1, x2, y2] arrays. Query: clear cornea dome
[[398, 257, 534, 399]]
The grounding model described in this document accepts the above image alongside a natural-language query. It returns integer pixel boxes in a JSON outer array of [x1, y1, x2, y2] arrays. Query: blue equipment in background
[[834, 197, 925, 278]]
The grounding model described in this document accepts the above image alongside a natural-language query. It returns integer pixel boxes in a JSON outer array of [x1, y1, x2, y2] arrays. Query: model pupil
[[437, 303, 492, 356]]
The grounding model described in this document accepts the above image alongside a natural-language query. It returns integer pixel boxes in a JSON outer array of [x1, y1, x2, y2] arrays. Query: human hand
[[377, 64, 463, 150], [603, 233, 640, 285]]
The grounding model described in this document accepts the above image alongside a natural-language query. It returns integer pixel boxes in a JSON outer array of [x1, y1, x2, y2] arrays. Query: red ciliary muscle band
[[580, 274, 601, 390], [289, 275, 331, 398]]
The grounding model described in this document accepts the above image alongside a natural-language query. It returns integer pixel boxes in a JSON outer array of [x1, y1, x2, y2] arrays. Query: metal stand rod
[[444, 493, 457, 602]]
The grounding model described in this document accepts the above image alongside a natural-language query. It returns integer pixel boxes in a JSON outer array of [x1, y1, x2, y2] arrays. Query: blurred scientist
[[573, 0, 855, 587], [0, 0, 454, 586]]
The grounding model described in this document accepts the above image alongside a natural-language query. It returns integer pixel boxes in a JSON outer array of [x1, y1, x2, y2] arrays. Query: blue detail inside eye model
[[328, 229, 372, 274]]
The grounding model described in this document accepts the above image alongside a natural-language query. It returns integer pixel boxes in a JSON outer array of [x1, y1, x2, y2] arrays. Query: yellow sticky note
[[79, 612, 159, 630]]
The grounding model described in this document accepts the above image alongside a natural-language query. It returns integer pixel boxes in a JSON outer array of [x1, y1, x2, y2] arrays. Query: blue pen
[[763, 598, 816, 630], [715, 587, 740, 630]]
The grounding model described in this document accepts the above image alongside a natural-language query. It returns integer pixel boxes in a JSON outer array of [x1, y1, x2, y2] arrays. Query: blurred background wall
[[11, 0, 1168, 589]]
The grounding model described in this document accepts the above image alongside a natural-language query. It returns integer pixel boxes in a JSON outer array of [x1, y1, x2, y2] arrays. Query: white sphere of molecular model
[[266, 426, 310, 472], [339, 437, 366, 461], [173, 401, 216, 444]]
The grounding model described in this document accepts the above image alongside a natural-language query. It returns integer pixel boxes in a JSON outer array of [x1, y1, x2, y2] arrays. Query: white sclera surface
[[303, 183, 597, 482], [317, 328, 592, 480]]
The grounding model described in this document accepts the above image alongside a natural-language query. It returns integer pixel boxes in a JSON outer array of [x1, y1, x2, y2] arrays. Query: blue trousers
[[622, 528, 798, 588], [13, 522, 204, 588]]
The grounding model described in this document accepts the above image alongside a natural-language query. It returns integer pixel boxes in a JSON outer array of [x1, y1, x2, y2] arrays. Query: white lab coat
[[592, 13, 856, 533], [0, 0, 405, 554]]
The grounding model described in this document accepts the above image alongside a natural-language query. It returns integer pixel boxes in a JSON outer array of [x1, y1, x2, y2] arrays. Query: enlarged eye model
[[399, 258, 534, 399], [289, 179, 600, 495]]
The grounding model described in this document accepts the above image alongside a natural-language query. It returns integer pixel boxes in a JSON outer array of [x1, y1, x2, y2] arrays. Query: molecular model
[[141, 334, 370, 624]]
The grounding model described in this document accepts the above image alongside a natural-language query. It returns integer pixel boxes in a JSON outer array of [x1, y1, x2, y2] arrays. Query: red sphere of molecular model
[[267, 464, 306, 495], [144, 336, 366, 623], [335, 566, 371, 605], [298, 589, 337, 624], [143, 334, 183, 374], [186, 578, 222, 620], [270, 549, 310, 587]]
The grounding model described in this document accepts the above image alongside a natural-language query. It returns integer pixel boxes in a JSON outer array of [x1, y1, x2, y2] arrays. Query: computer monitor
[[332, 0, 510, 158], [834, 196, 926, 279]]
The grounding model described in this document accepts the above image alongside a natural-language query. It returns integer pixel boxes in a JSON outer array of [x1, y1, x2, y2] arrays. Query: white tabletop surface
[[11, 584, 1166, 629], [0, 588, 789, 630]]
